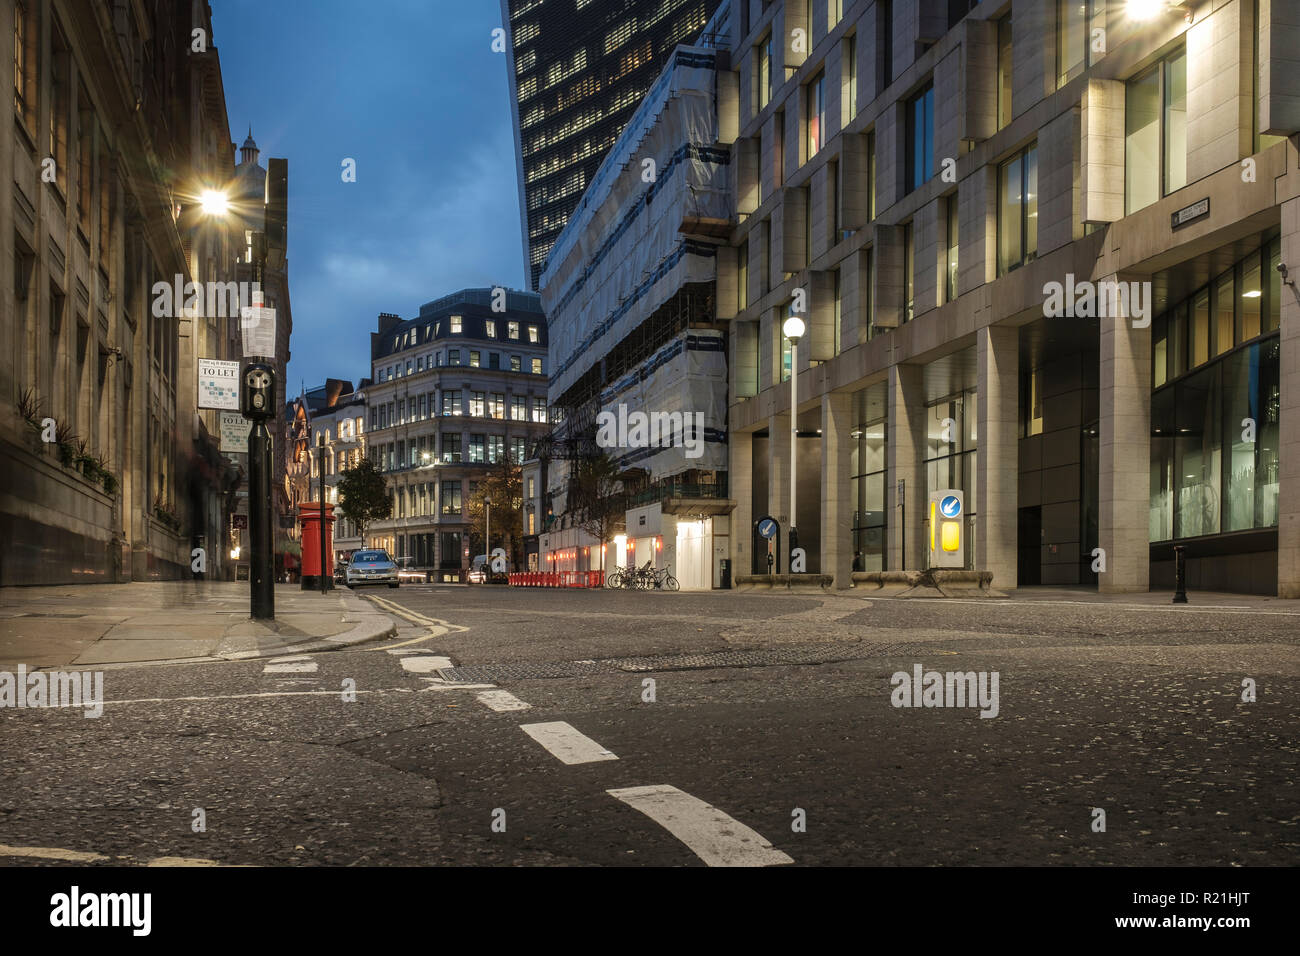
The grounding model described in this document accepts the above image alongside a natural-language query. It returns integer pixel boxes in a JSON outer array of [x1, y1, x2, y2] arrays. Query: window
[[531, 357, 543, 375], [829, 0, 842, 31], [1057, 0, 1105, 89], [512, 395, 527, 420], [945, 192, 959, 303], [532, 398, 547, 422], [489, 393, 505, 418], [512, 437, 527, 462], [406, 359, 412, 375], [470, 391, 485, 417], [997, 143, 1038, 275], [738, 241, 749, 310], [528, 325, 539, 343], [781, 324, 793, 382], [49, 20, 70, 191], [807, 71, 826, 158], [14, 1, 36, 137], [903, 222, 914, 322], [867, 130, 876, 220], [442, 390, 462, 416], [758, 33, 773, 111], [489, 352, 500, 370], [879, 0, 894, 88], [510, 355, 521, 372], [1125, 48, 1185, 214], [527, 477, 536, 498], [845, 35, 856, 120], [76, 81, 92, 233], [417, 356, 424, 371], [833, 269, 842, 355], [449, 349, 460, 366], [450, 314, 462, 333], [441, 480, 462, 515], [905, 83, 934, 194], [997, 15, 1013, 130], [442, 433, 462, 463], [485, 320, 497, 338], [508, 321, 519, 339], [488, 435, 504, 463], [470, 350, 481, 368], [469, 434, 485, 463]]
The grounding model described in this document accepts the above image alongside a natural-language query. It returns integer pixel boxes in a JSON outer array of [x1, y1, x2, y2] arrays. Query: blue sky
[[214, 0, 525, 396]]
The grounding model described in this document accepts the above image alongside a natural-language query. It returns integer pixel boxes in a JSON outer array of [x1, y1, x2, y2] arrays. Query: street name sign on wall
[[219, 412, 252, 452], [198, 359, 240, 410]]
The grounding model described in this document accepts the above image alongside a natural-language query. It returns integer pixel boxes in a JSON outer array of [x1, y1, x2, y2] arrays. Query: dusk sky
[[213, 0, 526, 397]]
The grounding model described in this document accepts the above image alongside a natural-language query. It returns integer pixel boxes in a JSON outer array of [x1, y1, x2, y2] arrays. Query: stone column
[[976, 324, 1019, 588], [1098, 273, 1151, 593], [888, 364, 926, 570], [730, 428, 754, 579], [1279, 198, 1300, 596], [821, 391, 854, 587]]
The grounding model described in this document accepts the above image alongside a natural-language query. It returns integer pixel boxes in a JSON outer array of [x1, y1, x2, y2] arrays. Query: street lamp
[[240, 249, 276, 619], [782, 312, 805, 571]]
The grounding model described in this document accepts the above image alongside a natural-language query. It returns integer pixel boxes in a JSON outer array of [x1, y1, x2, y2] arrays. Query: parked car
[[345, 549, 399, 588], [467, 555, 489, 584]]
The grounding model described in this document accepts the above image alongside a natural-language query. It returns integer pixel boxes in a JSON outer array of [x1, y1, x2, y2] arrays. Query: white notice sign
[[219, 412, 252, 453], [198, 359, 240, 410]]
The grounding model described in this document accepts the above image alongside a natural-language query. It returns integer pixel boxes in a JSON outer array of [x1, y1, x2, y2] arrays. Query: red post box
[[299, 502, 335, 591]]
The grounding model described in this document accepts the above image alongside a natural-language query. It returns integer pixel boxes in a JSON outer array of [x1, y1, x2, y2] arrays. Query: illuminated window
[[807, 71, 825, 159], [450, 314, 462, 333]]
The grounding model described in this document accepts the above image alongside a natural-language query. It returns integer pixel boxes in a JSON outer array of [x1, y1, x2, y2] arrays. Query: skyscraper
[[500, 0, 722, 290]]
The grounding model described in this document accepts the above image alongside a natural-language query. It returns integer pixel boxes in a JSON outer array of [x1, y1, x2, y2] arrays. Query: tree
[[466, 454, 524, 570], [568, 451, 626, 562], [336, 457, 391, 544]]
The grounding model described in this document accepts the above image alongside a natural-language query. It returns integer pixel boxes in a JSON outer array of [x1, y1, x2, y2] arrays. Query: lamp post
[[240, 232, 276, 619], [485, 498, 491, 574], [782, 313, 806, 570], [317, 431, 329, 593]]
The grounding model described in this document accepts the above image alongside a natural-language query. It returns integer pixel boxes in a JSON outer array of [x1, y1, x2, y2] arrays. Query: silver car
[[345, 549, 400, 588]]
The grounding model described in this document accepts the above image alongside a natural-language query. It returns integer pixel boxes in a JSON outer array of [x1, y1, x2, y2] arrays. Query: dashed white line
[[520, 721, 618, 764], [262, 659, 318, 674], [607, 785, 794, 867], [398, 655, 453, 673], [476, 689, 531, 712]]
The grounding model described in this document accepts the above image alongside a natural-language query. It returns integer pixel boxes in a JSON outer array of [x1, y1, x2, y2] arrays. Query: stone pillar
[[1098, 273, 1151, 593], [770, 412, 791, 570], [976, 324, 1019, 588], [1279, 198, 1300, 596], [821, 392, 854, 587], [730, 428, 754, 579], [888, 364, 926, 570]]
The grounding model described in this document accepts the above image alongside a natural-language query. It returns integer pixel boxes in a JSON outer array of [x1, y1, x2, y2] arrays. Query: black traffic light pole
[[319, 431, 330, 593], [248, 411, 275, 619]]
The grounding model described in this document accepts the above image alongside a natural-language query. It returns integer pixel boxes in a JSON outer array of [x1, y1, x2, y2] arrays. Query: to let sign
[[198, 359, 240, 410], [219, 412, 252, 452]]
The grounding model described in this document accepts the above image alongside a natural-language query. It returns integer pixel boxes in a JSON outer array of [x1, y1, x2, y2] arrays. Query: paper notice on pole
[[198, 358, 240, 409], [240, 305, 276, 358], [219, 412, 252, 452]]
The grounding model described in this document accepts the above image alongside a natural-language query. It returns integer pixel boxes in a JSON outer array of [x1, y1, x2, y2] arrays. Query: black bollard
[[1172, 545, 1188, 604]]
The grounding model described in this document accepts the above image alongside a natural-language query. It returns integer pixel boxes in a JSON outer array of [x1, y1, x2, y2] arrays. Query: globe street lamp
[[782, 312, 806, 571]]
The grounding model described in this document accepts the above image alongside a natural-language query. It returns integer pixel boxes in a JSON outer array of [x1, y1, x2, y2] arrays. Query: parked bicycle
[[605, 560, 678, 591]]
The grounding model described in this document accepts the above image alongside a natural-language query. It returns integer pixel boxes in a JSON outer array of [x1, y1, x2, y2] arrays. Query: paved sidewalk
[[0, 582, 397, 669]]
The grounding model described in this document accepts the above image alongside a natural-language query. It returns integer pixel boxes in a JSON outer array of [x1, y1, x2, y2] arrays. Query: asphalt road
[[1, 584, 1297, 866]]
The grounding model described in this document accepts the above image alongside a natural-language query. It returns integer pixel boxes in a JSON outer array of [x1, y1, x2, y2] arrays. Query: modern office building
[[716, 0, 1300, 595], [363, 288, 551, 580], [501, 0, 723, 289], [537, 6, 734, 590]]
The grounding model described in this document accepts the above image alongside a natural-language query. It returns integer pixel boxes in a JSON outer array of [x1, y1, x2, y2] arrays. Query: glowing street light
[[199, 189, 230, 217]]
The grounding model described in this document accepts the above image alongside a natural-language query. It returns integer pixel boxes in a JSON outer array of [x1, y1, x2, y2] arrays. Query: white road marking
[[520, 721, 617, 764], [263, 660, 318, 673], [146, 856, 222, 867], [399, 655, 453, 673], [607, 785, 794, 867], [386, 648, 436, 656], [476, 690, 531, 712], [267, 655, 313, 663], [419, 679, 496, 691], [0, 844, 109, 863]]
